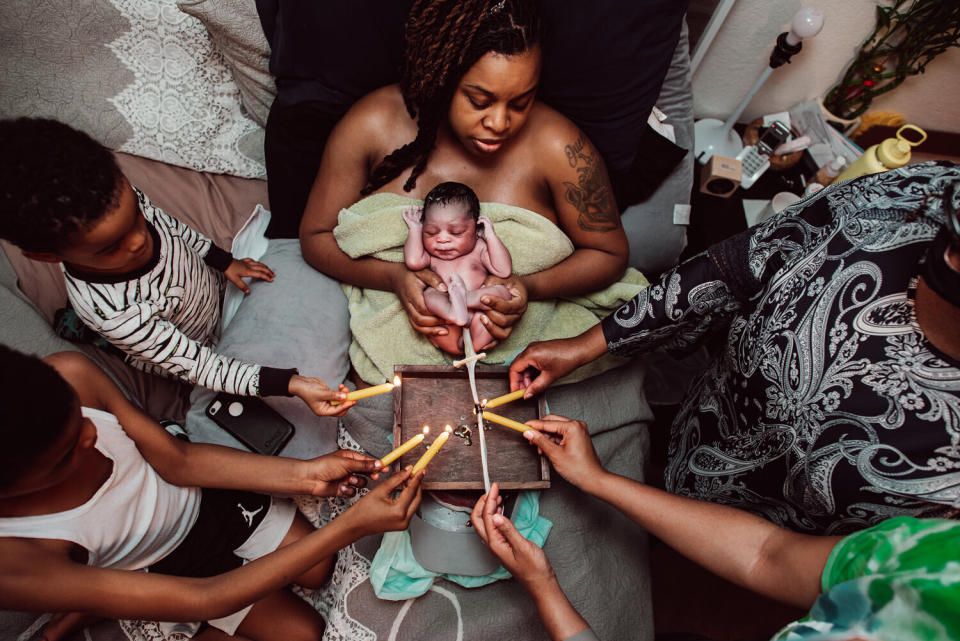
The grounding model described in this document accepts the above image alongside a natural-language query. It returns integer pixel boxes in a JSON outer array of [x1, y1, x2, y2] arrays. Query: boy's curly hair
[[0, 118, 122, 253], [362, 0, 541, 196], [0, 345, 76, 489]]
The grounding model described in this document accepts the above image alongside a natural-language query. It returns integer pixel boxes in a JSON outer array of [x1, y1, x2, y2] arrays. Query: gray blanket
[[308, 359, 655, 641]]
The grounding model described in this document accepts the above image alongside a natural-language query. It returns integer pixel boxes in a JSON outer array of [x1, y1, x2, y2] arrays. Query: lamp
[[694, 8, 825, 164]]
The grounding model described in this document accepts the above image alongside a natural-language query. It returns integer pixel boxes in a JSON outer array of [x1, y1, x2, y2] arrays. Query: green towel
[[334, 193, 649, 384]]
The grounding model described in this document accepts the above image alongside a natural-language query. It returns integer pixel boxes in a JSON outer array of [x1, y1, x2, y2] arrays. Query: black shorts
[[148, 488, 272, 578]]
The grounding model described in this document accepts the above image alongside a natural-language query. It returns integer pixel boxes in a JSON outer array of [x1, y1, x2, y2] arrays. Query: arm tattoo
[[562, 135, 619, 232]]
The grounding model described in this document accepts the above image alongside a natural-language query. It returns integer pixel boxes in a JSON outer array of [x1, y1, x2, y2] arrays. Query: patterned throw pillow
[[0, 0, 265, 178]]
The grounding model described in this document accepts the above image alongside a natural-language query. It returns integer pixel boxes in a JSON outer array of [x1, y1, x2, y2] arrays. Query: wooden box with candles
[[391, 365, 550, 490]]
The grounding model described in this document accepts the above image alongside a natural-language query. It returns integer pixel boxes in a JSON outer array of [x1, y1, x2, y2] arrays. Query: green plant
[[823, 0, 960, 120]]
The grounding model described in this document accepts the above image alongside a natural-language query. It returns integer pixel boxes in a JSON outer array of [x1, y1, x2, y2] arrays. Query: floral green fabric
[[774, 517, 960, 640]]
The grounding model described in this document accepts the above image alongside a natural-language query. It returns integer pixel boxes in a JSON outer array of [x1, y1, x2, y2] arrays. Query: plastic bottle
[[810, 156, 847, 186], [833, 124, 927, 183]]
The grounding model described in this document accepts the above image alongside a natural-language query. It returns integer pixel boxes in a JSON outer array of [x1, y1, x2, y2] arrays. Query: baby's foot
[[447, 274, 470, 326]]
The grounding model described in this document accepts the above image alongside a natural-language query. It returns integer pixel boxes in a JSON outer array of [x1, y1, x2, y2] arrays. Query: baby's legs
[[429, 325, 464, 355], [422, 275, 470, 326], [468, 313, 498, 352], [465, 284, 511, 310]]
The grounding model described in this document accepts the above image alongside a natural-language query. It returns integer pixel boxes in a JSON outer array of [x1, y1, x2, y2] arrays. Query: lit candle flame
[[422, 425, 430, 434], [444, 424, 453, 433], [394, 375, 401, 386]]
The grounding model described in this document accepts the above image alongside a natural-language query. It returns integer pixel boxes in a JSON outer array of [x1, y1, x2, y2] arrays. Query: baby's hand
[[477, 214, 493, 237], [402, 206, 424, 228], [225, 258, 275, 294]]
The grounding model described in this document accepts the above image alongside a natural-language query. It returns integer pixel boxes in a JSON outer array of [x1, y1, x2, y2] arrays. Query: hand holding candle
[[332, 375, 400, 405], [411, 425, 453, 474], [380, 427, 427, 467]]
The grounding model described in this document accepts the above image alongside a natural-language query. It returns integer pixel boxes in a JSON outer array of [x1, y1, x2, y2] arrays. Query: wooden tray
[[392, 365, 550, 490]]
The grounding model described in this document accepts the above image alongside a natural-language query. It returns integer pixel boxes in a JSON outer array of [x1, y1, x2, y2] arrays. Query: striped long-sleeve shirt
[[63, 187, 293, 397]]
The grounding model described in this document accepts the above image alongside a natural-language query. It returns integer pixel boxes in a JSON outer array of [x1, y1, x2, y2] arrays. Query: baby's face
[[422, 204, 478, 260]]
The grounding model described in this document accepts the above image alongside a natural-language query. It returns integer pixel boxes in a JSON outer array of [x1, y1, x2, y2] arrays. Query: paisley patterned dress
[[602, 161, 960, 534]]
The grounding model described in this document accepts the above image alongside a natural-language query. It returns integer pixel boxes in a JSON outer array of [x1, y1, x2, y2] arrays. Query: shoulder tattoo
[[562, 135, 619, 232]]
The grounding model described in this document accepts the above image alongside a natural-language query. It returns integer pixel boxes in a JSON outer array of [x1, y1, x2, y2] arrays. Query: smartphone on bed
[[206, 393, 295, 456]]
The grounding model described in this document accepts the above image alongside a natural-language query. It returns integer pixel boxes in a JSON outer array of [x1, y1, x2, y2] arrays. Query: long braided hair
[[361, 0, 541, 196]]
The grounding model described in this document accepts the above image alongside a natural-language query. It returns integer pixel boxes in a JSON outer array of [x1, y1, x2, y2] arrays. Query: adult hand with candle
[[470, 483, 590, 641], [341, 469, 425, 538], [521, 415, 605, 493], [300, 449, 383, 497], [508, 324, 609, 397]]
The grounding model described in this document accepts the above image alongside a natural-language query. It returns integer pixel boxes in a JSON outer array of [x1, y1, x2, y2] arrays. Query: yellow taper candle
[[481, 411, 532, 434], [380, 433, 425, 466], [346, 382, 394, 401], [332, 375, 400, 405], [411, 427, 452, 474], [484, 388, 527, 409]]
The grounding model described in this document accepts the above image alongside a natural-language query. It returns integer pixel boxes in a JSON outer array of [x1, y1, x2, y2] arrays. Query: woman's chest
[[389, 150, 557, 222]]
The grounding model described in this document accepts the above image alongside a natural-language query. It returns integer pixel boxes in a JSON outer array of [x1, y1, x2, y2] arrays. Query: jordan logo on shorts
[[237, 502, 264, 527]]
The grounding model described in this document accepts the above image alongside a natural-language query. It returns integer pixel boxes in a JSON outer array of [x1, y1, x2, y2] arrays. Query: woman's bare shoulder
[[521, 102, 594, 170], [343, 85, 415, 136]]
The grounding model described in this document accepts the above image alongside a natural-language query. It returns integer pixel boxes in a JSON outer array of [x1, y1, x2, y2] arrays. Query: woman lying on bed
[[299, 0, 629, 354]]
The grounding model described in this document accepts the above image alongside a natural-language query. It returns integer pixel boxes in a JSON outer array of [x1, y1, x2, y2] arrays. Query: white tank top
[[0, 407, 200, 569]]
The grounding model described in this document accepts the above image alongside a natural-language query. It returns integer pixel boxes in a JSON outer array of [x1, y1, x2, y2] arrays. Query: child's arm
[[524, 416, 842, 609], [48, 352, 359, 494], [63, 286, 346, 413], [65, 295, 279, 397], [0, 470, 422, 621], [147, 202, 274, 292], [402, 206, 431, 270], [477, 215, 512, 278]]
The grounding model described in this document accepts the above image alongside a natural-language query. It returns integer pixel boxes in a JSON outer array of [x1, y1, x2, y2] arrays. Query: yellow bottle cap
[[877, 138, 911, 168]]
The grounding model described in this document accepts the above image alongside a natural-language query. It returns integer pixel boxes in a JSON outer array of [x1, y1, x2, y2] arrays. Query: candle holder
[[392, 365, 549, 490]]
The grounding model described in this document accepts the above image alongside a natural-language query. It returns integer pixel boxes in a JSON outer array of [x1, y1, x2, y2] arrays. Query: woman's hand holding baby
[[225, 257, 275, 294], [476, 274, 527, 344], [288, 377, 355, 416], [392, 267, 449, 338]]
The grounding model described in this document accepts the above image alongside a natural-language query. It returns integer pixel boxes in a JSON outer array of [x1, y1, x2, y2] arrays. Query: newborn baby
[[403, 181, 512, 354]]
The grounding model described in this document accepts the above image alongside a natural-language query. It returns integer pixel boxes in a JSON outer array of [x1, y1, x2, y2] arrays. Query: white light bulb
[[786, 8, 825, 45]]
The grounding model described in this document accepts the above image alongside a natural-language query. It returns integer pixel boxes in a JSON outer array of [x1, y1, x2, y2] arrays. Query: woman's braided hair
[[361, 0, 541, 196]]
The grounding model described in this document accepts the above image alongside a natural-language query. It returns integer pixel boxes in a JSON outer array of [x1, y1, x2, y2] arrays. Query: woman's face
[[447, 46, 541, 157]]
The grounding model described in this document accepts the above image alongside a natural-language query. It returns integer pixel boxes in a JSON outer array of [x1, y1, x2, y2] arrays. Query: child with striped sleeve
[[0, 118, 354, 419]]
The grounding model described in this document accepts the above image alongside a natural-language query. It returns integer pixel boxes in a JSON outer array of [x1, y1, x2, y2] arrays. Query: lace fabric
[[107, 0, 265, 178]]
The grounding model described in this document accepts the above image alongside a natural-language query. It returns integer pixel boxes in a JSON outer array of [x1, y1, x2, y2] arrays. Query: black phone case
[[206, 393, 295, 456]]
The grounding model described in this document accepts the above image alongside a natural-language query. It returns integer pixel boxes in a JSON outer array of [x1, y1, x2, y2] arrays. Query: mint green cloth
[[369, 491, 552, 600]]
